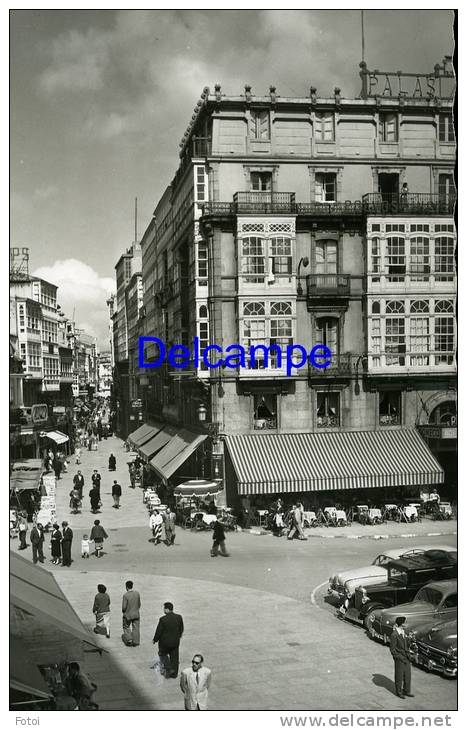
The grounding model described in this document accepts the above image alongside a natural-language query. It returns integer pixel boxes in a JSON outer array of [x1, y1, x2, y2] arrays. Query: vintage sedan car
[[328, 544, 455, 605], [411, 618, 457, 678], [367, 579, 457, 641]]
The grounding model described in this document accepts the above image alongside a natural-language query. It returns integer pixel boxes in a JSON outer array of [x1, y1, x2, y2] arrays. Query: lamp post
[[296, 256, 309, 296]]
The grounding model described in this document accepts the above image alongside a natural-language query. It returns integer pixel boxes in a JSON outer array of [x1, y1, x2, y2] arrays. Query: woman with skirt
[[50, 523, 62, 564], [92, 584, 111, 638], [150, 509, 163, 545]]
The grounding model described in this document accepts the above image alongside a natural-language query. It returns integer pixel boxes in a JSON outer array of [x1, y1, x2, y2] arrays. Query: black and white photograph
[[9, 7, 457, 718]]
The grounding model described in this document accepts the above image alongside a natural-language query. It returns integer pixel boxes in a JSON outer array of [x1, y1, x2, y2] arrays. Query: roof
[[387, 552, 457, 571], [10, 552, 100, 650], [225, 428, 444, 495]]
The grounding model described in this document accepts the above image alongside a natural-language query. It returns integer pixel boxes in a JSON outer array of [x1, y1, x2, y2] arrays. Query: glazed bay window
[[439, 114, 455, 143], [379, 113, 398, 142], [434, 300, 455, 365], [241, 237, 266, 283], [434, 236, 455, 281], [315, 173, 336, 203], [385, 301, 405, 366], [197, 241, 208, 286], [317, 391, 340, 428], [379, 392, 401, 426], [27, 342, 41, 369], [242, 301, 293, 370], [410, 237, 430, 281], [385, 236, 405, 280], [314, 112, 334, 141], [371, 238, 381, 275], [270, 237, 292, 275], [240, 235, 294, 283], [253, 394, 277, 430]]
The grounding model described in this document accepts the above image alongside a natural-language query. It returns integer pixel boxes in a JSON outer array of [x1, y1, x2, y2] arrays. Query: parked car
[[367, 579, 457, 641], [342, 550, 457, 625], [328, 544, 455, 605], [411, 618, 457, 678]]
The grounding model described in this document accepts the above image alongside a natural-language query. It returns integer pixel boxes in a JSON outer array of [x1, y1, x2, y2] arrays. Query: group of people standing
[[267, 499, 308, 540]]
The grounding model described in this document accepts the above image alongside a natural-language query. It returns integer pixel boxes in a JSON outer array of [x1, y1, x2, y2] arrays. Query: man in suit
[[153, 602, 184, 678], [162, 506, 176, 545], [180, 654, 212, 711], [30, 522, 45, 564], [122, 580, 141, 646], [389, 616, 414, 699], [111, 480, 122, 509], [73, 470, 85, 500], [92, 470, 102, 497], [61, 521, 73, 566]]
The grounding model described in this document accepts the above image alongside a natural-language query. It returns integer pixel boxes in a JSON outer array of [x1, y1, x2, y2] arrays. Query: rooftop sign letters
[[359, 57, 455, 101]]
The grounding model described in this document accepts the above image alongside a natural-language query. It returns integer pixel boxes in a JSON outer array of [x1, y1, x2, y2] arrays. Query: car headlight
[[447, 646, 457, 658]]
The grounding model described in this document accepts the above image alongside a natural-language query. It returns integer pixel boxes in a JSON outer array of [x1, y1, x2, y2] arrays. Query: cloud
[[32, 259, 115, 346], [39, 27, 111, 94]]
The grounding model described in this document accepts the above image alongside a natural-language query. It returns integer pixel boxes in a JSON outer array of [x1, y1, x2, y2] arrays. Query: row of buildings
[[9, 248, 112, 459], [109, 57, 456, 508]]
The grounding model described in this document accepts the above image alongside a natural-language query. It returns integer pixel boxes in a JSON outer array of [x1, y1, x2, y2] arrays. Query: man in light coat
[[180, 654, 212, 710], [162, 506, 176, 546]]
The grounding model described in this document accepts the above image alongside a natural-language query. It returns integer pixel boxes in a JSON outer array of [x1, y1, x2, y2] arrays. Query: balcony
[[296, 201, 363, 216], [362, 193, 456, 216], [233, 191, 295, 214], [308, 353, 361, 379], [306, 274, 351, 303]]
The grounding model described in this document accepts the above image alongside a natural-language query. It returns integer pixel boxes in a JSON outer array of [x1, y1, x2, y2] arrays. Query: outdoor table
[[336, 509, 347, 522], [257, 509, 268, 526], [404, 505, 418, 519], [303, 511, 316, 524], [369, 508, 382, 519]]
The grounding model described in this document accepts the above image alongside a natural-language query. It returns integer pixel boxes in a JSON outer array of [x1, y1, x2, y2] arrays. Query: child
[[81, 534, 91, 558]]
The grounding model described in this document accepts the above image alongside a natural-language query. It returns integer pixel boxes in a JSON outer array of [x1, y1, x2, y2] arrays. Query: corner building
[[138, 73, 456, 508]]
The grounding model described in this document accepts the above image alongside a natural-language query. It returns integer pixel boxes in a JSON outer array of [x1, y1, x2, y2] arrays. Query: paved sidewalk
[[248, 520, 457, 541]]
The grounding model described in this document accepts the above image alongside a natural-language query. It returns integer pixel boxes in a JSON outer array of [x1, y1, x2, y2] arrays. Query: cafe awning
[[139, 423, 178, 460], [149, 429, 208, 482], [127, 423, 159, 448], [10, 638, 52, 701], [225, 428, 444, 495], [45, 430, 69, 445], [174, 479, 223, 497], [10, 552, 100, 650]]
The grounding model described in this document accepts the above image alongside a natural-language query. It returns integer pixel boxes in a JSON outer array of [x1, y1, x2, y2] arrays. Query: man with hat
[[61, 521, 74, 567], [30, 522, 45, 564], [389, 616, 414, 699]]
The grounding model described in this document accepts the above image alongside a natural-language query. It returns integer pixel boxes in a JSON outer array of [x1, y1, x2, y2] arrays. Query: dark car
[[411, 618, 457, 678], [367, 579, 457, 641], [342, 549, 457, 626]]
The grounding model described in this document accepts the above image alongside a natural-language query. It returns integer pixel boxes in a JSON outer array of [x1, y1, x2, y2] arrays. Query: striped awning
[[45, 430, 69, 445], [139, 424, 178, 460], [149, 429, 207, 483], [127, 423, 158, 448], [225, 428, 444, 495]]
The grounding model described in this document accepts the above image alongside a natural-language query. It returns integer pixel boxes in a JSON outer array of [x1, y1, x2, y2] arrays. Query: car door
[[436, 591, 457, 621]]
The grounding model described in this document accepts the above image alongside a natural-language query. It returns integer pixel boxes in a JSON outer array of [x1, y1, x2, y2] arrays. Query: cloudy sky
[[10, 9, 454, 346]]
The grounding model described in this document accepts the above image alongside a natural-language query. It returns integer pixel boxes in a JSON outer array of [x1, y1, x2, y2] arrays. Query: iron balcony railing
[[233, 191, 296, 214], [306, 273, 351, 297], [362, 193, 456, 216], [308, 353, 353, 377], [296, 201, 363, 216]]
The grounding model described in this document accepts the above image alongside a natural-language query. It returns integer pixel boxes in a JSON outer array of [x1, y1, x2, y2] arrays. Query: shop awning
[[127, 423, 158, 448], [10, 552, 100, 650], [225, 428, 444, 495], [139, 424, 178, 460], [10, 638, 52, 701], [174, 479, 223, 497], [10, 469, 43, 492], [10, 459, 43, 471], [45, 430, 69, 445], [149, 429, 208, 482]]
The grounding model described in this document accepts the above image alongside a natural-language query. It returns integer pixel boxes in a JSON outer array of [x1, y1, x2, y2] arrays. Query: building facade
[[134, 62, 456, 506]]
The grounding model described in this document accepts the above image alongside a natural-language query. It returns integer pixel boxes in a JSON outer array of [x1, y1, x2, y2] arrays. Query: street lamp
[[196, 403, 207, 422], [296, 256, 309, 295]]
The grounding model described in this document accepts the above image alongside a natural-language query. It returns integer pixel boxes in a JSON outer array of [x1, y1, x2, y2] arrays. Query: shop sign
[[53, 406, 66, 414], [31, 404, 48, 424], [417, 425, 457, 440], [360, 59, 455, 100], [441, 427, 457, 439]]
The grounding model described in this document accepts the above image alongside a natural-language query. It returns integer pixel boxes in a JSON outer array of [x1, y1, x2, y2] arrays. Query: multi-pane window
[[385, 301, 405, 366], [27, 343, 41, 369], [379, 392, 401, 426], [434, 316, 454, 364], [242, 301, 294, 370], [386, 237, 405, 279], [439, 114, 455, 142], [316, 317, 339, 355], [27, 313, 40, 331], [429, 401, 457, 426], [195, 166, 207, 202], [271, 237, 292, 275], [410, 237, 430, 279], [249, 110, 270, 140], [198, 306, 209, 371], [316, 240, 338, 274], [409, 301, 429, 365], [197, 242, 208, 285], [43, 357, 59, 375], [314, 112, 334, 141], [253, 394, 277, 430], [241, 237, 265, 283], [371, 238, 381, 274], [18, 304, 25, 333], [20, 343, 26, 360], [439, 173, 455, 202], [317, 392, 340, 428], [434, 237, 455, 280], [315, 173, 336, 202], [251, 172, 272, 191], [379, 113, 398, 142], [42, 319, 58, 342]]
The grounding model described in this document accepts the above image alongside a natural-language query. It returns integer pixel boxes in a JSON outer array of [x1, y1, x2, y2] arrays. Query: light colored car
[[367, 579, 457, 643], [328, 545, 456, 604]]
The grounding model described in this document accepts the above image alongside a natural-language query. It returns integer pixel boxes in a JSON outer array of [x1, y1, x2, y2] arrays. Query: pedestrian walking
[[52, 456, 62, 481], [121, 580, 141, 647], [73, 470, 85, 500], [75, 447, 81, 465], [93, 584, 111, 638], [89, 485, 101, 513], [163, 506, 176, 546], [150, 509, 163, 544], [180, 655, 212, 711], [108, 453, 116, 471], [89, 519, 108, 557], [81, 534, 91, 558], [61, 521, 73, 566], [152, 602, 184, 678], [211, 516, 230, 557], [389, 617, 415, 699], [111, 480, 122, 509], [91, 470, 102, 496], [17, 512, 28, 550], [69, 487, 81, 514], [287, 503, 307, 541], [30, 522, 45, 564], [50, 522, 62, 564]]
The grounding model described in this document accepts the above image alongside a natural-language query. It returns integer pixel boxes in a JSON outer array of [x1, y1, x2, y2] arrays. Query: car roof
[[388, 552, 457, 570], [381, 545, 456, 559], [417, 579, 457, 593]]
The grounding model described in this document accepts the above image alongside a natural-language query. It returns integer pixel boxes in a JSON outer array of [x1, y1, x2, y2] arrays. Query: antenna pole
[[135, 197, 138, 242], [361, 10, 365, 63]]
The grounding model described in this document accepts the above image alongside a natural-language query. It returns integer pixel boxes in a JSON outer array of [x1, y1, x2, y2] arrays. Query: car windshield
[[373, 554, 390, 566], [388, 567, 408, 585], [414, 587, 443, 606]]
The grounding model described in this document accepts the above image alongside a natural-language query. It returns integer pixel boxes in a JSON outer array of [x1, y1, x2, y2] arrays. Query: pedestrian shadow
[[372, 673, 396, 695]]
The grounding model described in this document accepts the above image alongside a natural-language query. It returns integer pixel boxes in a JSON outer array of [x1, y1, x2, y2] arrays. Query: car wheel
[[364, 606, 385, 633]]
